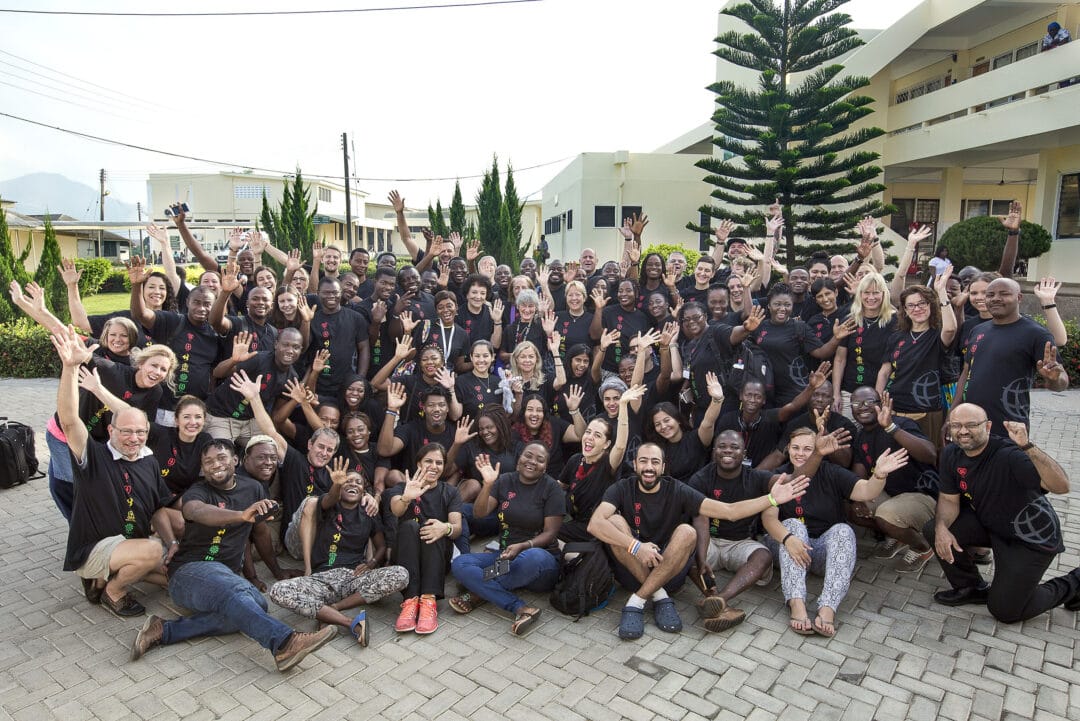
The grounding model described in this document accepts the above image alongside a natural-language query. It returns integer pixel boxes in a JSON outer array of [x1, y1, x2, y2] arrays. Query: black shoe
[[1064, 569, 1080, 612], [933, 584, 989, 607], [102, 592, 146, 618], [81, 578, 103, 605]]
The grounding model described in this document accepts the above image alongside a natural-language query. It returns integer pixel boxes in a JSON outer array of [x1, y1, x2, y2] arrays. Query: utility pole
[[98, 168, 106, 257], [342, 132, 353, 248]]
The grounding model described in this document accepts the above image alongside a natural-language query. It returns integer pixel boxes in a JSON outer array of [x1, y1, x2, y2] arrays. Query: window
[[992, 51, 1013, 70], [544, 218, 552, 235], [621, 206, 643, 225], [566, 209, 572, 230], [367, 228, 375, 247], [550, 215, 561, 233], [234, 184, 269, 199], [991, 200, 1012, 216], [594, 205, 615, 228], [1016, 42, 1038, 61], [1056, 173, 1080, 238], [964, 199, 990, 218], [318, 187, 332, 203]]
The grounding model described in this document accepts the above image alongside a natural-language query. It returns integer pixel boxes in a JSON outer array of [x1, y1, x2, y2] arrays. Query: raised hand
[[743, 304, 766, 332], [635, 328, 661, 351], [449, 232, 463, 252], [541, 307, 556, 335], [283, 378, 313, 405], [454, 416, 477, 445], [400, 311, 418, 335], [548, 330, 562, 356], [812, 407, 830, 434], [590, 286, 608, 308], [1000, 200, 1022, 232], [285, 248, 301, 274], [1036, 341, 1064, 384], [705, 371, 725, 402], [491, 298, 505, 319], [228, 227, 246, 252], [841, 270, 859, 291], [51, 325, 95, 366], [565, 384, 585, 412], [875, 390, 894, 429], [815, 426, 851, 456], [628, 213, 649, 238], [620, 383, 648, 406], [874, 447, 910, 477], [296, 294, 315, 322], [764, 213, 784, 238], [618, 219, 633, 241], [388, 190, 405, 214], [434, 366, 455, 390], [770, 473, 809, 504], [564, 261, 579, 284], [76, 365, 105, 395], [809, 360, 832, 389], [933, 263, 954, 297], [832, 317, 858, 340], [393, 334, 414, 360], [311, 240, 325, 263], [1033, 277, 1061, 305], [599, 328, 620, 351], [767, 196, 782, 218], [714, 218, 736, 244], [246, 230, 268, 256], [659, 321, 679, 348], [221, 261, 241, 293], [329, 456, 349, 487], [857, 215, 878, 244], [125, 256, 153, 286], [311, 348, 331, 374], [1002, 420, 1029, 448], [907, 224, 933, 246], [230, 331, 257, 364], [386, 381, 407, 411], [465, 238, 480, 262], [370, 299, 387, 325], [58, 258, 82, 286], [146, 223, 169, 249], [475, 453, 501, 485], [229, 369, 262, 401]]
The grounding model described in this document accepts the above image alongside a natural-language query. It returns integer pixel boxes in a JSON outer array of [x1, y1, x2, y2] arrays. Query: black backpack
[[0, 418, 44, 489], [550, 542, 616, 619]]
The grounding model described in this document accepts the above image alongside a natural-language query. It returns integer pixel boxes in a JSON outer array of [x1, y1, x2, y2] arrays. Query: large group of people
[[10, 192, 1078, 669]]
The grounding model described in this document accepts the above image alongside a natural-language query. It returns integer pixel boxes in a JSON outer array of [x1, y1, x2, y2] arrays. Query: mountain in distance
[[0, 172, 139, 220]]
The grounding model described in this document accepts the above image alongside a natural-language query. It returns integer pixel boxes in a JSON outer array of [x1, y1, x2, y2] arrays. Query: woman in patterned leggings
[[762, 427, 909, 637]]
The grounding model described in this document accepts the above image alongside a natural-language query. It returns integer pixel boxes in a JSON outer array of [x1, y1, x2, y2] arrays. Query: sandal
[[788, 617, 814, 635], [448, 592, 486, 615], [350, 611, 368, 647], [813, 613, 837, 638], [511, 607, 541, 636]]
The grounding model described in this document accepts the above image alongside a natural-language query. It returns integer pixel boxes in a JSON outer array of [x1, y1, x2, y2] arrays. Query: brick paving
[[0, 378, 1077, 721]]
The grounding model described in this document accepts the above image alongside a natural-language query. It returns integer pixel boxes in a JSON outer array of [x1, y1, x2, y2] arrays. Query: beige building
[[542, 0, 1080, 280], [2, 199, 137, 274]]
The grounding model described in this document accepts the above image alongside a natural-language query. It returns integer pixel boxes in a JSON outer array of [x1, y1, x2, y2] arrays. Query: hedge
[[1035, 315, 1080, 388], [73, 258, 114, 297], [0, 319, 61, 378], [641, 244, 701, 280], [939, 216, 1052, 270]]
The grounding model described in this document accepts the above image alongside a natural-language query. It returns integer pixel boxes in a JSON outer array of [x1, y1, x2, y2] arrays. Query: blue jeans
[[46, 429, 74, 521], [451, 549, 560, 614], [163, 562, 294, 654], [454, 503, 501, 555]]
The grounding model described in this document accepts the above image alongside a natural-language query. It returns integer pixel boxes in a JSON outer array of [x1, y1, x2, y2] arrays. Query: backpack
[[710, 337, 774, 402], [549, 542, 616, 619], [0, 418, 44, 489]]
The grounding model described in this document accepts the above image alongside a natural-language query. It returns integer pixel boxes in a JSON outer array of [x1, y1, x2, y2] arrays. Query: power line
[[0, 109, 571, 182], [0, 0, 540, 17], [0, 79, 138, 120], [0, 64, 150, 115]]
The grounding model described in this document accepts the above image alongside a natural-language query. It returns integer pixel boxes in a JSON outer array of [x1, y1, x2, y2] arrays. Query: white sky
[[0, 0, 921, 217]]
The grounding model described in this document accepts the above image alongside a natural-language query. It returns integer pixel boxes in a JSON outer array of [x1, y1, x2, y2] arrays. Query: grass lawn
[[80, 292, 130, 315]]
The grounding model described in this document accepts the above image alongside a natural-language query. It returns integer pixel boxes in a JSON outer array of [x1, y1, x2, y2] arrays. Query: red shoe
[[395, 597, 419, 633], [415, 595, 438, 635]]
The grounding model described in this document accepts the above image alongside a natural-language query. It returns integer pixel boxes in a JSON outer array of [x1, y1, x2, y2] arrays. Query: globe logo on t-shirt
[[1000, 378, 1032, 420], [911, 372, 939, 410], [789, 357, 808, 387], [915, 468, 939, 493], [1012, 496, 1060, 551]]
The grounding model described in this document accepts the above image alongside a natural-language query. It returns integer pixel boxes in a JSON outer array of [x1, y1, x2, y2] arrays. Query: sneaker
[[131, 615, 164, 661], [703, 606, 746, 632], [897, 547, 934, 574], [971, 548, 993, 565], [872, 537, 907, 560], [102, 591, 145, 618], [395, 597, 420, 633], [415, 596, 438, 635], [274, 626, 337, 672]]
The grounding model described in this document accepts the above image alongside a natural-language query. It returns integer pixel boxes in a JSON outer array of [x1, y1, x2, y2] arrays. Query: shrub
[[1034, 315, 1080, 388], [100, 269, 131, 293], [0, 319, 61, 378], [186, 265, 208, 285], [74, 258, 114, 297], [641, 244, 701, 279], [939, 217, 1052, 270]]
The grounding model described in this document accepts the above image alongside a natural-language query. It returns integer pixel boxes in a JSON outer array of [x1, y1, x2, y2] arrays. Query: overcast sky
[[0, 0, 920, 217]]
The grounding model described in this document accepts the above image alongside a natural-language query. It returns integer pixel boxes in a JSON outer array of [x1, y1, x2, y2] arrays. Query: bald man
[[955, 278, 1068, 434], [579, 248, 599, 278], [925, 403, 1079, 619]]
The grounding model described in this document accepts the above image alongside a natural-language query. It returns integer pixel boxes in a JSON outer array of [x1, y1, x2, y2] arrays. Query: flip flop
[[350, 611, 368, 647], [511, 607, 541, 636], [813, 614, 837, 638], [788, 617, 814, 635], [448, 592, 486, 615]]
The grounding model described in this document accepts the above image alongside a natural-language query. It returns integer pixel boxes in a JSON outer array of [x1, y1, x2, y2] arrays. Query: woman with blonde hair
[[832, 271, 897, 415]]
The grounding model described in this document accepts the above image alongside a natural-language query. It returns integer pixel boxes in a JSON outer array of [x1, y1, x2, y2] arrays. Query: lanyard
[[438, 323, 455, 361]]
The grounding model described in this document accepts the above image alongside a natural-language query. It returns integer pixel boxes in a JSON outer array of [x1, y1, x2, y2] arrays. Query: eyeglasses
[[904, 300, 930, 311], [114, 428, 149, 437], [681, 314, 706, 322], [946, 420, 988, 432], [850, 400, 879, 409]]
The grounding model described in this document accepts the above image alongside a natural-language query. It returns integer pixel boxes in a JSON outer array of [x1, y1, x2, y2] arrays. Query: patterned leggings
[[269, 566, 409, 619], [766, 519, 857, 611]]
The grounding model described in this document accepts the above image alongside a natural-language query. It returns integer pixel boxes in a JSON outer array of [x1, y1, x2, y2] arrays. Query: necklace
[[909, 329, 929, 343]]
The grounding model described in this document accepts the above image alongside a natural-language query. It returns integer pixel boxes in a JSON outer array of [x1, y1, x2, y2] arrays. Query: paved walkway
[[0, 378, 1077, 721]]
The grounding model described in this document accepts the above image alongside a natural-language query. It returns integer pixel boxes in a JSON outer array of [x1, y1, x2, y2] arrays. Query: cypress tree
[[34, 214, 68, 322], [428, 200, 449, 238], [503, 164, 527, 267], [0, 201, 16, 322], [476, 155, 505, 265], [449, 181, 467, 236]]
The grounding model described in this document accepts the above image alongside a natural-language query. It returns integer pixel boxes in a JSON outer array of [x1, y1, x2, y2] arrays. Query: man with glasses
[[924, 403, 1079, 619], [53, 328, 175, 618]]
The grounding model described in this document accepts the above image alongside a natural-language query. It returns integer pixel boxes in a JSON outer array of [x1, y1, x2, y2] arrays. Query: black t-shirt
[[456, 441, 521, 483], [355, 296, 396, 380], [939, 437, 1062, 553], [308, 307, 370, 397], [311, 498, 382, 572], [751, 319, 822, 405], [853, 417, 938, 497], [224, 315, 278, 355], [688, 465, 772, 540], [682, 324, 739, 408], [334, 447, 379, 490], [387, 481, 462, 524], [393, 372, 445, 426], [961, 317, 1056, 432], [601, 475, 705, 548], [73, 355, 163, 442], [775, 461, 858, 537], [559, 453, 618, 524], [206, 351, 297, 420], [280, 446, 332, 535], [546, 283, 568, 312], [457, 305, 495, 348], [716, 409, 785, 468], [88, 310, 151, 349], [65, 441, 168, 571], [555, 374, 597, 423], [455, 372, 503, 420], [600, 305, 650, 372], [657, 431, 709, 482], [169, 475, 267, 574], [840, 316, 897, 392], [515, 416, 571, 476], [148, 424, 213, 497], [883, 330, 948, 412], [424, 323, 470, 370], [393, 420, 456, 468], [490, 472, 565, 552], [636, 283, 672, 313], [501, 318, 548, 358], [554, 311, 595, 355], [806, 306, 850, 347], [151, 310, 223, 407]]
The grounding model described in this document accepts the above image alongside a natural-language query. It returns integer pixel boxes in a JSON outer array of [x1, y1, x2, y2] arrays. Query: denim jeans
[[451, 549, 560, 614], [46, 429, 74, 521], [162, 561, 294, 654], [454, 503, 501, 555]]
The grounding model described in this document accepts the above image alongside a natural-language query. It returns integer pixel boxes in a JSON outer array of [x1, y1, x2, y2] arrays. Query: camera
[[163, 202, 190, 218]]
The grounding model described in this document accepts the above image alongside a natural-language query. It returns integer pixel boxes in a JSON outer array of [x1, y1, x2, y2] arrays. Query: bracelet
[[781, 533, 793, 547], [1019, 441, 1035, 451], [628, 540, 641, 556], [1007, 230, 1020, 236], [569, 409, 581, 415], [940, 302, 949, 307], [386, 410, 400, 418], [445, 522, 453, 537], [169, 540, 180, 546], [1041, 304, 1056, 310], [884, 422, 897, 434], [767, 493, 778, 507], [660, 346, 671, 352], [527, 539, 534, 549]]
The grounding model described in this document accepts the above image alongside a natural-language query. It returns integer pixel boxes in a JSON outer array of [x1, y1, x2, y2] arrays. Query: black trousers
[[393, 519, 450, 598], [923, 509, 1079, 623]]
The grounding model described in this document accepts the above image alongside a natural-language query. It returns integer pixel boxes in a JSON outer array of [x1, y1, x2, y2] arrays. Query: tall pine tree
[[34, 214, 67, 322], [475, 155, 505, 265], [259, 169, 318, 261], [503, 164, 527, 266], [427, 200, 449, 238], [449, 181, 467, 236], [692, 0, 889, 265]]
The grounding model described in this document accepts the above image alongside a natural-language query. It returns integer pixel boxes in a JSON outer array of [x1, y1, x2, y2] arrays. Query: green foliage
[[476, 155, 503, 263], [504, 164, 524, 253], [260, 169, 317, 262], [642, 244, 702, 277], [691, 0, 892, 264], [428, 200, 449, 238], [33, 215, 68, 322], [185, 265, 205, 285], [1034, 315, 1080, 388], [449, 181, 467, 236], [938, 217, 1052, 270], [73, 258, 113, 296], [100, 269, 131, 293], [0, 201, 17, 323], [0, 318, 61, 378]]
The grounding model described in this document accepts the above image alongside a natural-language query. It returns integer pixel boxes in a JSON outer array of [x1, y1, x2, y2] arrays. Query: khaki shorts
[[705, 537, 773, 585], [864, 491, 935, 532], [206, 415, 260, 446], [283, 498, 316, 560], [74, 535, 126, 581]]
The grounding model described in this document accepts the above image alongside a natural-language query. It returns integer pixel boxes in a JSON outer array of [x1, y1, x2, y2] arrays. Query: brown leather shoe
[[131, 615, 164, 661], [274, 626, 337, 672], [703, 606, 747, 632]]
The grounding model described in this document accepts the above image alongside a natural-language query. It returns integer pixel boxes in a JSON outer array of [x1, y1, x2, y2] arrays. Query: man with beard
[[781, 379, 855, 468], [356, 267, 401, 380], [129, 257, 224, 425], [847, 387, 939, 573], [309, 243, 344, 291], [129, 441, 338, 671], [925, 403, 1079, 620], [206, 329, 302, 443], [210, 263, 278, 353], [238, 434, 299, 589], [955, 278, 1068, 433], [538, 260, 567, 312], [395, 265, 437, 339], [588, 443, 808, 640], [307, 276, 371, 397]]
